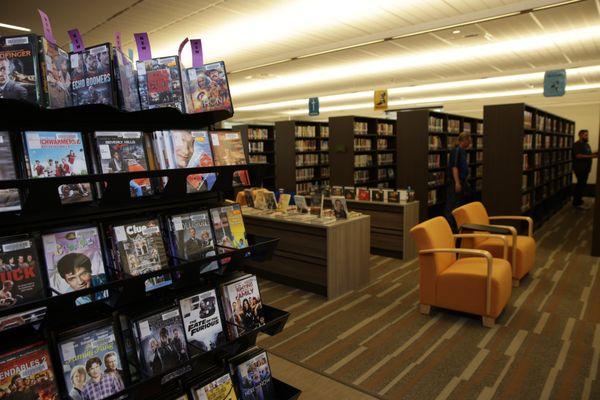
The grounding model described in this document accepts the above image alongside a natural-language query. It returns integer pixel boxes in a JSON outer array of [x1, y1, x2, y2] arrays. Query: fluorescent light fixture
[[236, 64, 600, 112], [231, 25, 600, 98], [0, 22, 31, 32], [452, 30, 461, 34]]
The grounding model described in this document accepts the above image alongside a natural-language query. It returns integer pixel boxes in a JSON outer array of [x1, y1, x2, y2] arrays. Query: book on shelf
[[69, 43, 117, 107], [343, 186, 356, 200], [248, 128, 269, 140], [377, 122, 394, 136], [384, 189, 400, 203], [0, 131, 21, 212], [137, 55, 184, 111], [370, 188, 384, 202], [294, 195, 309, 212], [353, 138, 371, 151], [295, 139, 317, 152], [330, 196, 348, 219], [295, 153, 319, 166], [294, 125, 316, 138], [428, 116, 443, 132], [219, 274, 265, 339], [0, 34, 43, 104], [377, 153, 393, 165], [353, 121, 368, 135], [448, 119, 460, 133], [357, 187, 370, 201], [354, 170, 370, 183], [354, 154, 372, 167], [277, 193, 291, 210], [320, 126, 329, 138], [179, 288, 226, 353], [39, 37, 72, 108]]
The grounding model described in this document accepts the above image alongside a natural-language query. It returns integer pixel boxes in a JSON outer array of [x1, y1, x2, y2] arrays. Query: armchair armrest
[[459, 223, 518, 275], [419, 248, 493, 315], [460, 223, 513, 235], [489, 215, 534, 237], [454, 233, 509, 260]]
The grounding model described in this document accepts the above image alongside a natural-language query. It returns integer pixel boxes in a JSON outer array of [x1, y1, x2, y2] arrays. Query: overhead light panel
[[0, 22, 31, 32]]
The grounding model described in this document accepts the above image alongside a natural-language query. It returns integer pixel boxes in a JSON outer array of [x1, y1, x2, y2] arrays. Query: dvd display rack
[[483, 103, 574, 227], [328, 116, 397, 187], [0, 98, 300, 400], [238, 124, 276, 190], [396, 110, 483, 219], [274, 120, 329, 193]]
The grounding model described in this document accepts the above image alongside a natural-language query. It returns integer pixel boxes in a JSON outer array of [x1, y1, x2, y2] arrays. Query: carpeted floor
[[256, 202, 600, 400]]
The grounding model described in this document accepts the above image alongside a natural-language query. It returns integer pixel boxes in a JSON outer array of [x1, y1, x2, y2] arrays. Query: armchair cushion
[[437, 257, 512, 319], [478, 235, 536, 279]]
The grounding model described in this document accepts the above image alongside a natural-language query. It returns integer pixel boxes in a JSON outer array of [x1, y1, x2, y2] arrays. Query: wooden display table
[[242, 212, 370, 299]]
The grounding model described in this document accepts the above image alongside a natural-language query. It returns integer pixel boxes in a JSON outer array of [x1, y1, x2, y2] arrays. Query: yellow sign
[[374, 89, 388, 110]]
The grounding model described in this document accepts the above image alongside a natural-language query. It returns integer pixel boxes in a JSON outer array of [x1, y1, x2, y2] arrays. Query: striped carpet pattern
[[256, 203, 600, 400]]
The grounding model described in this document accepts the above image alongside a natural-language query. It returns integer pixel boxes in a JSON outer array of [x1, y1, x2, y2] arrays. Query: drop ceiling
[[2, 0, 600, 122]]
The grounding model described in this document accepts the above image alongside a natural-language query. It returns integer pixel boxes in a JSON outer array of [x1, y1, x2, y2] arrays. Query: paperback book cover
[[232, 350, 274, 400], [0, 342, 59, 399], [39, 37, 72, 108], [137, 56, 184, 111], [185, 61, 233, 113], [330, 186, 343, 197], [0, 131, 21, 212], [385, 190, 400, 203], [179, 289, 226, 352], [0, 236, 45, 310], [58, 324, 125, 400], [111, 219, 170, 291], [220, 275, 265, 339], [357, 187, 370, 201], [0, 34, 42, 103], [294, 195, 308, 213], [277, 193, 291, 210], [343, 186, 356, 200], [134, 307, 189, 378], [210, 131, 247, 166], [41, 226, 107, 305], [113, 47, 141, 112], [192, 373, 237, 400], [168, 211, 218, 273], [370, 188, 384, 202], [210, 204, 249, 253], [330, 196, 348, 219], [0, 306, 46, 332], [94, 131, 152, 197], [23, 131, 93, 204], [254, 191, 276, 211], [70, 43, 117, 106]]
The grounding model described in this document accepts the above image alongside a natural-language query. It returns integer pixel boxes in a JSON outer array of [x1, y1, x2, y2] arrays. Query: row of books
[[354, 122, 369, 135], [0, 203, 248, 320], [295, 154, 321, 166], [377, 153, 394, 165], [295, 139, 317, 152], [428, 154, 442, 169], [330, 186, 412, 203], [247, 128, 269, 140], [523, 152, 573, 170], [377, 123, 394, 136], [354, 155, 373, 167], [429, 136, 442, 150], [0, 34, 231, 115], [376, 138, 391, 150], [249, 155, 268, 164], [524, 110, 575, 134], [428, 171, 445, 187], [354, 170, 371, 183], [321, 167, 330, 178], [428, 189, 438, 206], [377, 168, 395, 181], [429, 116, 444, 133], [294, 125, 317, 138], [448, 119, 460, 133], [0, 274, 276, 400], [354, 138, 371, 151], [321, 126, 330, 138], [295, 169, 315, 181], [0, 130, 248, 209], [321, 140, 329, 151], [248, 142, 266, 153]]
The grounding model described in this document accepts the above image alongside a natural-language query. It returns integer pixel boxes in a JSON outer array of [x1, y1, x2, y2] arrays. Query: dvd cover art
[[111, 219, 170, 291], [113, 47, 141, 112], [179, 289, 225, 352], [0, 306, 46, 332], [23, 131, 93, 204], [331, 196, 348, 219], [41, 226, 107, 305], [58, 325, 125, 400], [95, 131, 152, 197], [210, 131, 247, 166], [0, 34, 41, 103], [0, 342, 59, 400], [210, 204, 248, 252], [192, 373, 237, 400], [186, 61, 232, 114], [0, 236, 44, 309], [70, 43, 116, 107], [220, 275, 265, 338], [232, 170, 250, 188], [233, 351, 273, 400], [168, 211, 218, 272], [39, 37, 72, 108], [135, 307, 189, 378], [0, 131, 21, 212], [137, 56, 184, 111]]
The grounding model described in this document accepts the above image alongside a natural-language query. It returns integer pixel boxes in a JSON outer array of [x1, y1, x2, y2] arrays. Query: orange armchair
[[452, 202, 535, 287], [410, 217, 512, 327]]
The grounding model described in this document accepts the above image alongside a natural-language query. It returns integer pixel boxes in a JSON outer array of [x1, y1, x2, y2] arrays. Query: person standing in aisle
[[572, 129, 598, 210], [444, 132, 472, 232]]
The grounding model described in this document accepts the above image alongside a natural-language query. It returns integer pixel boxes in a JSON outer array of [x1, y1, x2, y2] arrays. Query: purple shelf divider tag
[[190, 39, 203, 67], [38, 9, 56, 44], [178, 37, 189, 59], [134, 32, 152, 61], [115, 32, 122, 51], [68, 29, 85, 52]]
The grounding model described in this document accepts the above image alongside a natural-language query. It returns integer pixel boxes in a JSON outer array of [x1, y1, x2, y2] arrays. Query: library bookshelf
[[274, 120, 329, 193], [483, 103, 574, 228], [238, 124, 276, 190], [329, 116, 396, 188], [396, 110, 483, 220]]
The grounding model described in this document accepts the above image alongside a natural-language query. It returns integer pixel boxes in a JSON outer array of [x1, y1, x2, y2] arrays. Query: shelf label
[[67, 28, 85, 52], [374, 89, 388, 110], [134, 32, 152, 61], [38, 9, 56, 45], [544, 70, 566, 97], [115, 31, 122, 51], [308, 97, 319, 116]]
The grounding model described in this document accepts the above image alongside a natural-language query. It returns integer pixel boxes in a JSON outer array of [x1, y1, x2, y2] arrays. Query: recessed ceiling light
[[452, 30, 461, 34], [0, 22, 31, 32]]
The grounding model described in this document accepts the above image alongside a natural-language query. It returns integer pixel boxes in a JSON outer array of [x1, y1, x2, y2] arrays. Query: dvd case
[[23, 131, 93, 204], [70, 43, 117, 107], [185, 61, 233, 114], [209, 204, 249, 255], [94, 131, 153, 197], [231, 349, 274, 400], [0, 131, 21, 212], [58, 324, 125, 400], [133, 307, 189, 378], [179, 289, 226, 352], [113, 47, 141, 111], [111, 218, 170, 291], [210, 131, 247, 166], [192, 373, 237, 400], [137, 56, 184, 111], [39, 37, 72, 108], [41, 226, 107, 305], [0, 306, 46, 332], [220, 275, 265, 339], [0, 342, 60, 399], [168, 210, 218, 272], [0, 235, 45, 310], [0, 34, 42, 104]]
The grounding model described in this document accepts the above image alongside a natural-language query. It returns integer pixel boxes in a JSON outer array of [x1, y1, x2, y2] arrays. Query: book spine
[[37, 38, 50, 108]]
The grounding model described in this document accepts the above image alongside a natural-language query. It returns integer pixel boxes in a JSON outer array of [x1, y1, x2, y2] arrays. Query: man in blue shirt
[[572, 129, 597, 209], [445, 132, 472, 231]]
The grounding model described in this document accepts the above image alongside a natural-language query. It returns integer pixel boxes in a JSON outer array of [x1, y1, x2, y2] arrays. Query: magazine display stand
[[0, 99, 300, 400]]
